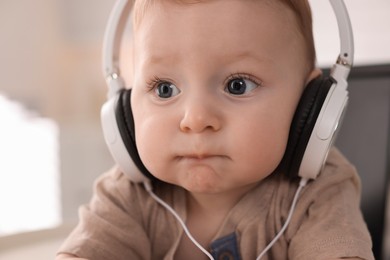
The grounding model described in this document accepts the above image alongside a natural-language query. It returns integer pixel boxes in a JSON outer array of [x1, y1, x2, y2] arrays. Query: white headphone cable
[[256, 177, 308, 260], [144, 178, 308, 260], [143, 181, 214, 260]]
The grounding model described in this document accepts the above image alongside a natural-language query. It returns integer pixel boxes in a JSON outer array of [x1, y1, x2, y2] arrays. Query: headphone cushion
[[116, 89, 155, 180], [280, 76, 333, 178]]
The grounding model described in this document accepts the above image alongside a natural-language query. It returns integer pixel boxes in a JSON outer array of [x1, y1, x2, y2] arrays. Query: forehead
[[133, 0, 304, 74], [133, 0, 297, 29]]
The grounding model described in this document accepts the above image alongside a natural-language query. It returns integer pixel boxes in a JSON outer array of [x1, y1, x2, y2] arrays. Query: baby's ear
[[305, 68, 322, 85]]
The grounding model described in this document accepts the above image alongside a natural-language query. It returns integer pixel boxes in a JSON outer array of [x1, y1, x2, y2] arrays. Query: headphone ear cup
[[280, 76, 333, 179], [115, 89, 156, 181]]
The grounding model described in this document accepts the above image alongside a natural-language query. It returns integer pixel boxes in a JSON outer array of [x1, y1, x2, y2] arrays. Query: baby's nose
[[179, 96, 222, 133]]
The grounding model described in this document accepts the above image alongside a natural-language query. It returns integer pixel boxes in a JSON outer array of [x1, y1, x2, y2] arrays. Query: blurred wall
[[0, 0, 117, 223]]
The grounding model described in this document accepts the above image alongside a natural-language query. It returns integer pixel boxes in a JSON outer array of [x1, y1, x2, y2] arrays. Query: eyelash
[[225, 73, 263, 88], [146, 76, 170, 92]]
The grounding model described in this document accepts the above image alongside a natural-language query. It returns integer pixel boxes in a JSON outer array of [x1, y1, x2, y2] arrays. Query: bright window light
[[0, 94, 61, 236]]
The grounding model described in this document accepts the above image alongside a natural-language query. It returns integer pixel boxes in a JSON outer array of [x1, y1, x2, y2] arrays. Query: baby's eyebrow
[[144, 51, 273, 65], [143, 55, 165, 65], [226, 51, 274, 65], [141, 52, 178, 67], [139, 47, 276, 74]]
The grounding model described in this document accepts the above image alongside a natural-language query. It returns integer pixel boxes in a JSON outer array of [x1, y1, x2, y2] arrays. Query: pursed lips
[[176, 153, 229, 162]]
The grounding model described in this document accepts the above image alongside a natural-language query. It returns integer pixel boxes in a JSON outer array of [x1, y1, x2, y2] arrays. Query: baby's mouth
[[177, 154, 229, 162]]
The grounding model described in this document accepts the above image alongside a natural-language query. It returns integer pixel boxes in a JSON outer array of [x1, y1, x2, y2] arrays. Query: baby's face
[[131, 0, 310, 194]]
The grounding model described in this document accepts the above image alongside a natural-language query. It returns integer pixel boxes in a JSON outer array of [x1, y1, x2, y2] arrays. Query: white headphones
[[100, 0, 354, 183]]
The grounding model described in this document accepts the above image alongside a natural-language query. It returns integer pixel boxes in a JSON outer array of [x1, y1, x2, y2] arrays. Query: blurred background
[[0, 0, 389, 259]]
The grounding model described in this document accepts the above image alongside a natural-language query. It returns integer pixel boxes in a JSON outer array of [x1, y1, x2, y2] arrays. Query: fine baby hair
[[100, 0, 354, 258]]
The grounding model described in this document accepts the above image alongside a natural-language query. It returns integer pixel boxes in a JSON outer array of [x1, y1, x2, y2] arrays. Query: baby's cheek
[[135, 129, 168, 178], [239, 125, 289, 172], [135, 126, 156, 170]]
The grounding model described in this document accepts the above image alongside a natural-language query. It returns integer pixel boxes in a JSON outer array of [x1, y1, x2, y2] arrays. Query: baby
[[57, 0, 374, 259]]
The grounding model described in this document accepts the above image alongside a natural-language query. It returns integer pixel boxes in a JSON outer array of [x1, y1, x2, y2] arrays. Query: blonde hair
[[132, 0, 316, 72]]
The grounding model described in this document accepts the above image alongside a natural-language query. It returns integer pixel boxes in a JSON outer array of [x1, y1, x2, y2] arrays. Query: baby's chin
[[173, 172, 257, 196], [173, 165, 223, 193]]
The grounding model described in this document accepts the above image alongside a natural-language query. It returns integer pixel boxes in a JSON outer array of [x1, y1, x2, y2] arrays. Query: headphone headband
[[330, 0, 354, 68], [102, 0, 134, 97]]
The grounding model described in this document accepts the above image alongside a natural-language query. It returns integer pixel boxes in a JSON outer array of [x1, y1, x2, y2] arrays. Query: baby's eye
[[155, 82, 180, 99], [225, 77, 258, 95]]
